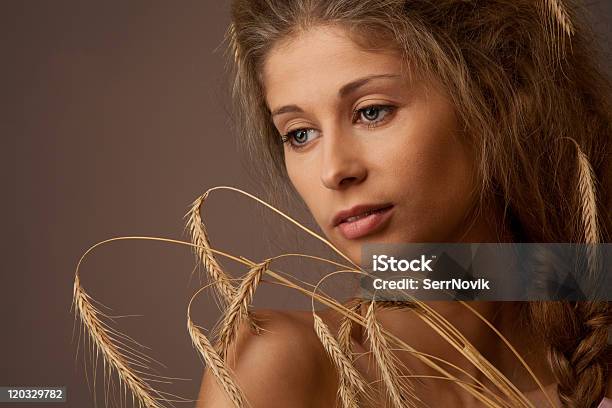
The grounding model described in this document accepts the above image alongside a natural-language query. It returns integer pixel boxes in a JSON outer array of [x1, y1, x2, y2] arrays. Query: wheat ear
[[561, 137, 601, 282], [186, 192, 236, 305], [215, 260, 269, 359], [365, 301, 419, 408], [337, 298, 363, 356], [576, 147, 600, 244], [540, 0, 574, 62], [313, 313, 368, 408], [226, 23, 240, 67], [187, 317, 245, 408], [544, 0, 574, 36], [187, 284, 245, 408], [73, 275, 166, 408], [575, 144, 602, 288]]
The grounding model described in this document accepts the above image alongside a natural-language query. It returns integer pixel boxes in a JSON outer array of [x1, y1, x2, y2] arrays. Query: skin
[[196, 25, 612, 407], [265, 26, 484, 265]]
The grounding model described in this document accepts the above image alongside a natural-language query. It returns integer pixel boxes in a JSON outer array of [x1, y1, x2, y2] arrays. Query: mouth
[[333, 203, 394, 240]]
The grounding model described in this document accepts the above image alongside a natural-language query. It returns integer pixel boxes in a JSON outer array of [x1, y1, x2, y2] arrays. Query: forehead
[[262, 25, 404, 109]]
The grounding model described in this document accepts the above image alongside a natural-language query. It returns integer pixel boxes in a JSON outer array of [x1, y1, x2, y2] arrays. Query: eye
[[354, 105, 396, 127], [281, 128, 320, 150]]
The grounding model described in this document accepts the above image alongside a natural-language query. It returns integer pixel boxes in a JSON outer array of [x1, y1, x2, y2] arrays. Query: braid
[[529, 140, 611, 407], [531, 302, 610, 408]]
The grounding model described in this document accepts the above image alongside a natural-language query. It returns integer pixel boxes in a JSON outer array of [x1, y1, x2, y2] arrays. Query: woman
[[197, 0, 612, 406]]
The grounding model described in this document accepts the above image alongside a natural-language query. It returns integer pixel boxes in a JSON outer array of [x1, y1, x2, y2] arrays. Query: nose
[[319, 127, 367, 190]]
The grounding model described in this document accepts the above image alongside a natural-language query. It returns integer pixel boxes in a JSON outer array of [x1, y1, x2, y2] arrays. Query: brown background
[[1, 1, 611, 407]]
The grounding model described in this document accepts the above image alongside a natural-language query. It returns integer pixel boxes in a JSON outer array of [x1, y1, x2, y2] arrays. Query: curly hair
[[226, 1, 612, 406]]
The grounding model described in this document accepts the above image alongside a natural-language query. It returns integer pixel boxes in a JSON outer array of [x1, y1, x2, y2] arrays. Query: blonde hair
[[227, 0, 612, 406]]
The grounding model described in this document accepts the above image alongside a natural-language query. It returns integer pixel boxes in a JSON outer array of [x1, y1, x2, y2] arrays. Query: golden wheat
[[74, 186, 568, 408], [337, 298, 362, 357], [73, 275, 167, 408], [187, 192, 237, 306], [313, 313, 368, 408], [214, 260, 269, 359], [544, 0, 574, 37], [365, 300, 419, 408], [576, 147, 600, 245], [187, 318, 245, 407]]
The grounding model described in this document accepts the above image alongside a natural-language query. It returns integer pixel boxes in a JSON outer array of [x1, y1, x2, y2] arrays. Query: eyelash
[[281, 104, 396, 151]]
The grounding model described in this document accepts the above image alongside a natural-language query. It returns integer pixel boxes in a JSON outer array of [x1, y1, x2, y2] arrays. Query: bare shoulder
[[195, 308, 340, 408]]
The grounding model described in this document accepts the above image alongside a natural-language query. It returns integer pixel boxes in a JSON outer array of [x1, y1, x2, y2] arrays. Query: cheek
[[285, 154, 325, 220], [415, 140, 477, 238], [423, 114, 476, 208], [379, 107, 477, 239], [418, 139, 476, 207], [383, 138, 474, 204]]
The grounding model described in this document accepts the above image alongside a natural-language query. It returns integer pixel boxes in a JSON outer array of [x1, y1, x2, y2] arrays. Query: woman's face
[[263, 25, 480, 264]]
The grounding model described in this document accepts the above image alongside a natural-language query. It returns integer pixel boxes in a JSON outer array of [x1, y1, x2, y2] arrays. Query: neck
[[370, 301, 555, 402], [365, 201, 555, 402], [366, 198, 554, 406]]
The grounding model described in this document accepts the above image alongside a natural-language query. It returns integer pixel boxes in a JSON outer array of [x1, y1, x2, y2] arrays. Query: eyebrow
[[338, 73, 400, 97], [270, 73, 400, 117]]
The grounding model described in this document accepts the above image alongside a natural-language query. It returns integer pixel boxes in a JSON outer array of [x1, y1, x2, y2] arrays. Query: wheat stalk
[[198, 186, 358, 268], [186, 192, 237, 306], [226, 23, 240, 67], [540, 0, 574, 62], [544, 0, 574, 37], [187, 318, 245, 408], [559, 137, 601, 283], [313, 313, 368, 408], [410, 300, 538, 408], [365, 301, 419, 408], [73, 275, 167, 408], [576, 147, 599, 244], [575, 144, 602, 288], [73, 185, 562, 408], [215, 260, 269, 359], [203, 250, 549, 408], [337, 298, 362, 357], [75, 233, 545, 408]]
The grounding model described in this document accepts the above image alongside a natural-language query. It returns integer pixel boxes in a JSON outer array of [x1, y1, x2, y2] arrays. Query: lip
[[332, 203, 394, 240]]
